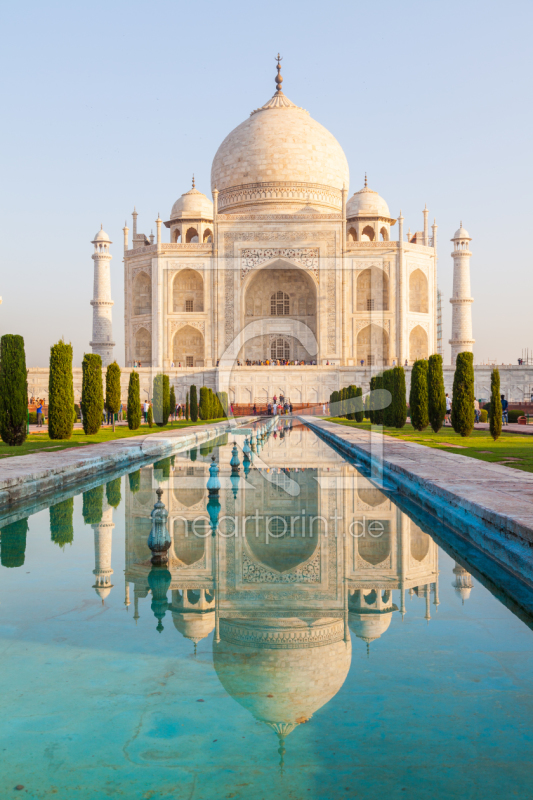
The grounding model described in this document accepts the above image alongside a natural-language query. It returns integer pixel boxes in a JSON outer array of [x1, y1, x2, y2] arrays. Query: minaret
[[92, 501, 114, 603], [452, 561, 474, 604], [90, 226, 115, 366], [449, 223, 474, 365]]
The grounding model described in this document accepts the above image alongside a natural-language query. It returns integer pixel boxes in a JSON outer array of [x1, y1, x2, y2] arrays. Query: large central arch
[[242, 260, 317, 362]]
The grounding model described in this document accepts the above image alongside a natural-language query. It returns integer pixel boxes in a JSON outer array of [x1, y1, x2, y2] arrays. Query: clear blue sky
[[1, 0, 531, 367]]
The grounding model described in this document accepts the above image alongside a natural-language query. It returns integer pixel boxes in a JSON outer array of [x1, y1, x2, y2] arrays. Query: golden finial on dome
[[364, 173, 368, 188], [275, 53, 283, 95], [192, 174, 195, 189]]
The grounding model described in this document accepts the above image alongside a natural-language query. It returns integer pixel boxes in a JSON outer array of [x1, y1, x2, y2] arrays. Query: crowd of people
[[444, 393, 509, 425]]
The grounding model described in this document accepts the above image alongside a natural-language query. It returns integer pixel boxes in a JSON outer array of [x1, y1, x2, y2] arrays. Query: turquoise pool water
[[1, 422, 532, 799]]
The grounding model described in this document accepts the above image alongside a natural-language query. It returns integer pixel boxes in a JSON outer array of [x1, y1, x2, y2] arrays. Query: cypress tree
[[451, 352, 475, 437], [489, 368, 503, 441], [81, 353, 103, 435], [331, 390, 340, 417], [0, 334, 28, 446], [127, 371, 141, 430], [382, 370, 394, 426], [190, 446, 197, 461], [409, 360, 429, 431], [190, 385, 198, 422], [128, 469, 141, 494], [218, 392, 228, 418], [0, 518, 28, 568], [154, 457, 171, 483], [373, 375, 384, 425], [50, 498, 74, 548], [185, 392, 190, 420], [153, 374, 170, 427], [48, 340, 74, 440], [368, 377, 376, 424], [82, 484, 104, 525], [106, 477, 122, 508], [393, 366, 407, 428], [169, 386, 176, 425], [355, 387, 364, 422], [147, 405, 153, 427], [105, 361, 121, 432], [428, 354, 446, 433], [199, 387, 209, 420], [345, 386, 355, 420]]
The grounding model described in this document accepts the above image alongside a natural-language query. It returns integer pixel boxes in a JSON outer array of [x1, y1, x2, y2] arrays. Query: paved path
[[0, 418, 254, 510], [301, 417, 533, 584]]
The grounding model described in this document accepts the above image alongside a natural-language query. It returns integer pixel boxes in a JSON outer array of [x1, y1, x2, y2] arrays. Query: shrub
[[105, 362, 121, 432], [373, 376, 384, 425], [452, 352, 475, 437], [480, 409, 488, 423], [128, 469, 140, 493], [82, 485, 104, 525], [368, 378, 376, 423], [106, 477, 122, 508], [0, 334, 28, 446], [81, 353, 103, 435], [189, 446, 197, 461], [147, 405, 153, 427], [49, 498, 74, 548], [29, 412, 37, 424], [355, 387, 364, 422], [153, 374, 170, 426], [218, 392, 229, 418], [199, 387, 209, 420], [169, 386, 176, 423], [127, 371, 141, 430], [48, 340, 74, 440], [0, 518, 29, 567], [489, 368, 502, 441], [409, 360, 429, 431], [330, 390, 340, 417], [391, 366, 407, 428], [382, 370, 394, 426], [185, 392, 190, 421], [428, 354, 446, 433], [190, 385, 198, 422], [74, 403, 80, 419], [345, 385, 355, 420], [508, 409, 521, 424]]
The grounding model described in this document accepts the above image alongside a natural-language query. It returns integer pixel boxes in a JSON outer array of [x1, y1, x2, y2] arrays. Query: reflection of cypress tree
[[1, 518, 29, 568], [153, 457, 171, 483], [106, 477, 122, 508], [50, 498, 74, 548], [82, 484, 104, 525], [190, 447, 197, 462], [128, 470, 141, 493]]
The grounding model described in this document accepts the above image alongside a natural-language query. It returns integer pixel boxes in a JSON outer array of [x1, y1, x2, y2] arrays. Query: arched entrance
[[356, 324, 389, 367], [173, 325, 205, 367], [242, 261, 317, 362], [409, 325, 428, 361], [134, 327, 152, 364]]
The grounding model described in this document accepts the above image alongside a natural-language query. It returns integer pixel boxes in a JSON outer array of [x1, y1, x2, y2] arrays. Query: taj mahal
[[29, 58, 531, 407]]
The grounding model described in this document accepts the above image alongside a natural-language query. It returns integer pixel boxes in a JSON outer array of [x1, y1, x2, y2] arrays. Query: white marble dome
[[453, 223, 470, 239], [93, 225, 111, 243], [170, 185, 213, 221], [211, 89, 349, 213], [347, 180, 390, 218]]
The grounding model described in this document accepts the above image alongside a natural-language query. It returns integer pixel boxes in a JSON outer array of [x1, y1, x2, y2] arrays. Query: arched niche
[[134, 327, 152, 365], [242, 261, 317, 362], [409, 269, 428, 313], [358, 526, 391, 565], [173, 324, 205, 367], [358, 487, 387, 507], [356, 324, 389, 367], [409, 325, 428, 361], [348, 227, 357, 242], [361, 225, 375, 242], [173, 518, 205, 566], [173, 269, 204, 313], [203, 228, 213, 243], [410, 524, 430, 562], [172, 228, 181, 243], [133, 271, 151, 315], [380, 226, 389, 241], [357, 267, 389, 311], [185, 227, 198, 243]]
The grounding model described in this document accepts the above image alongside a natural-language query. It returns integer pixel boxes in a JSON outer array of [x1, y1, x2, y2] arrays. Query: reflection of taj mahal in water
[[83, 426, 474, 756]]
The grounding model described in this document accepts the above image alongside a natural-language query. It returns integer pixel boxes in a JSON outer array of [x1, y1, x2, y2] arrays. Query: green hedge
[[0, 334, 28, 446], [190, 385, 198, 422], [153, 373, 170, 426], [127, 371, 141, 430], [452, 352, 475, 437], [428, 353, 446, 433], [489, 368, 502, 441], [81, 354, 103, 435], [48, 340, 74, 440], [409, 360, 429, 431]]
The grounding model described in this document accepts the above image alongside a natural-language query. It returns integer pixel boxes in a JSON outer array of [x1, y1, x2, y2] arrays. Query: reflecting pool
[[1, 422, 533, 799]]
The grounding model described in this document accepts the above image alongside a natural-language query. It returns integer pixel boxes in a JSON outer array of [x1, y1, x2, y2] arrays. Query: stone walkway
[[0, 418, 252, 510], [301, 417, 533, 580]]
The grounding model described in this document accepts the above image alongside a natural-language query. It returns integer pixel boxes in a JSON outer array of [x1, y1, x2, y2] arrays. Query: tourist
[[322, 403, 326, 415], [143, 401, 149, 423], [360, 359, 364, 367], [267, 402, 272, 415], [474, 398, 480, 423], [36, 400, 43, 427], [289, 403, 293, 414], [253, 403, 257, 415], [501, 394, 508, 425], [404, 359, 408, 367], [273, 402, 278, 415], [273, 395, 277, 405], [445, 394, 452, 425]]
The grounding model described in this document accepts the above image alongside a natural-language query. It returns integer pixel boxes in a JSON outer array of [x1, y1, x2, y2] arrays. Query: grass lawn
[[327, 419, 533, 473], [0, 419, 227, 459]]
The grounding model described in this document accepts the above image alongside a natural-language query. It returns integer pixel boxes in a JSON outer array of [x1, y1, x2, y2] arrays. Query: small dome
[[93, 225, 111, 243], [453, 222, 471, 240], [349, 610, 394, 643], [172, 611, 215, 643], [346, 178, 390, 218], [170, 182, 213, 221]]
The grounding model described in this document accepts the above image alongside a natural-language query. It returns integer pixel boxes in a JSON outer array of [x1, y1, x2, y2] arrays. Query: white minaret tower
[[449, 222, 474, 365], [92, 501, 115, 603], [90, 226, 115, 366]]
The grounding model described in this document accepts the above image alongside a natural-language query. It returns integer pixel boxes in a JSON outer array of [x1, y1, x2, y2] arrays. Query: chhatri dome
[[92, 224, 111, 243], [211, 55, 349, 213], [170, 176, 213, 220], [346, 175, 391, 218]]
